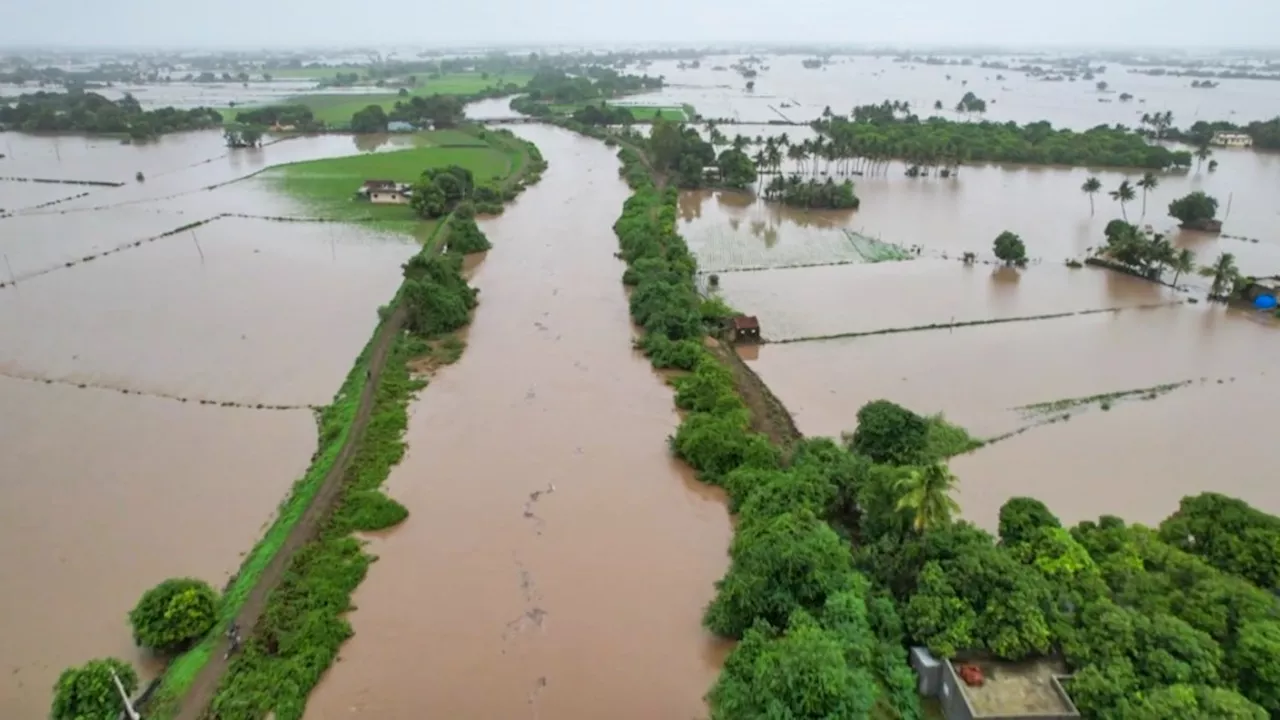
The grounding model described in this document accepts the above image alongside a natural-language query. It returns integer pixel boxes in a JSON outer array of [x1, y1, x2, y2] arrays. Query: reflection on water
[[304, 126, 731, 720], [0, 377, 314, 719]]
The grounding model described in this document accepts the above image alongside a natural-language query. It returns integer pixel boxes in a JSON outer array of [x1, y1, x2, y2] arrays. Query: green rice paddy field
[[264, 129, 513, 230]]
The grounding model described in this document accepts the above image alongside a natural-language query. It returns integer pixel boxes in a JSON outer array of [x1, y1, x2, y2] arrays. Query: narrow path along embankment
[[170, 303, 407, 720], [301, 125, 732, 720]]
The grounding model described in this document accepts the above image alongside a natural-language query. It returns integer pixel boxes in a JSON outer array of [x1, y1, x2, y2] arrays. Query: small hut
[[729, 315, 761, 344]]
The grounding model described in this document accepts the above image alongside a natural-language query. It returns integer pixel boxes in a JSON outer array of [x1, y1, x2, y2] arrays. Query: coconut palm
[[1194, 144, 1214, 171], [895, 462, 961, 533], [1169, 247, 1196, 288], [1199, 252, 1239, 301], [1136, 172, 1159, 218], [1081, 176, 1102, 216], [1110, 180, 1136, 221]]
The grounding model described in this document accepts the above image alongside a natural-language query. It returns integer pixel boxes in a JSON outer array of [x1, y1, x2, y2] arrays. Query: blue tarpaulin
[[1255, 295, 1277, 310]]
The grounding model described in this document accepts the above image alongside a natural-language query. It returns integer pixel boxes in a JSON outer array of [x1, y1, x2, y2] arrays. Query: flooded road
[[304, 125, 731, 719]]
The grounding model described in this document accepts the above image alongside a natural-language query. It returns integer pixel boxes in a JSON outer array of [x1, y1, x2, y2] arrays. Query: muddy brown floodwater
[[304, 126, 732, 719], [0, 131, 418, 717]]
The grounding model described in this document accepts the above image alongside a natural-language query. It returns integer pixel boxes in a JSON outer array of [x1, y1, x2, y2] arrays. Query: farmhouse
[[356, 179, 412, 205], [729, 315, 761, 343], [1211, 131, 1253, 148]]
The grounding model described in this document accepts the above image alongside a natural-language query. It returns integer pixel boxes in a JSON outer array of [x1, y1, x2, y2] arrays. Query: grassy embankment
[[141, 127, 542, 720], [547, 102, 690, 121]]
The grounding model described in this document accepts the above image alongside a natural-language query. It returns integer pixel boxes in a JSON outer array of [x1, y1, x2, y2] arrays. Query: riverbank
[[135, 129, 545, 720]]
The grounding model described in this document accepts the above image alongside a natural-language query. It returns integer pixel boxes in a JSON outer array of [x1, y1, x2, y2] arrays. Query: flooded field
[[713, 261, 1172, 341], [0, 131, 417, 716], [647, 55, 1280, 527], [304, 125, 731, 719], [631, 55, 1280, 128], [0, 376, 315, 719]]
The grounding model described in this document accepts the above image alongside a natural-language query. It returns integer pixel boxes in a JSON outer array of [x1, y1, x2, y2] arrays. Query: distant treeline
[[0, 90, 221, 138], [811, 101, 1193, 170]]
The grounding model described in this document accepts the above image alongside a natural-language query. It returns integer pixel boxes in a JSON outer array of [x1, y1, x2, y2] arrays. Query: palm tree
[[1136, 172, 1159, 219], [894, 463, 961, 533], [1199, 252, 1239, 301], [1110, 180, 1136, 221], [1081, 176, 1102, 216], [1169, 247, 1196, 288], [1194, 144, 1214, 172]]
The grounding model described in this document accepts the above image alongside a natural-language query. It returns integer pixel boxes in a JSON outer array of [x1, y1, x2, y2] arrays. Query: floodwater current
[[303, 125, 732, 719]]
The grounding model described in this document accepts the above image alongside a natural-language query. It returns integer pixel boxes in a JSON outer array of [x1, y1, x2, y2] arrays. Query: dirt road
[[172, 303, 407, 720]]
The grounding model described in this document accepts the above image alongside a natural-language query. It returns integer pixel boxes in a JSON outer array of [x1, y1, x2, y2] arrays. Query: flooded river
[[304, 125, 731, 719]]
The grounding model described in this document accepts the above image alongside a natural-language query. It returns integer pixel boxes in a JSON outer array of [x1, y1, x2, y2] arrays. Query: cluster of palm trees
[[706, 123, 963, 183], [1139, 110, 1175, 139], [1080, 173, 1161, 220], [1098, 220, 1243, 300]]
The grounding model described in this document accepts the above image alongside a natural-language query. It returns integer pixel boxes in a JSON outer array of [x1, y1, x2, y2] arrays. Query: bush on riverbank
[[129, 578, 220, 654], [444, 206, 493, 254], [402, 250, 478, 337], [52, 657, 139, 720]]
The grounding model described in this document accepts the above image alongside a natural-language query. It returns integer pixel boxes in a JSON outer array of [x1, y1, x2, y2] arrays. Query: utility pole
[[111, 669, 140, 720], [191, 231, 205, 263], [3, 253, 14, 285]]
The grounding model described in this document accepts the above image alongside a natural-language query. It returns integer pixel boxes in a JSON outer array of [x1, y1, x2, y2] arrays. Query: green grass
[[549, 102, 688, 122], [265, 134, 510, 229]]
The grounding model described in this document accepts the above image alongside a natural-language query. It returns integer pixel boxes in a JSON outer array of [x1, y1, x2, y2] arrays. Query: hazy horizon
[[5, 0, 1280, 52]]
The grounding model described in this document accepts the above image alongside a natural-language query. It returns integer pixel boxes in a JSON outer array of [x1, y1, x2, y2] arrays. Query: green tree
[[704, 509, 859, 638], [1195, 143, 1215, 171], [1136, 171, 1159, 218], [894, 463, 961, 532], [409, 181, 447, 219], [992, 230, 1027, 266], [51, 658, 138, 720], [1131, 685, 1266, 719], [905, 561, 976, 657], [716, 148, 757, 189], [708, 613, 879, 720], [847, 400, 928, 465], [998, 497, 1061, 546], [1081, 176, 1102, 216], [1233, 620, 1280, 714], [128, 577, 219, 653], [1168, 191, 1219, 228], [349, 104, 388, 133], [1169, 247, 1197, 288], [1110, 180, 1136, 221], [1199, 251, 1239, 301]]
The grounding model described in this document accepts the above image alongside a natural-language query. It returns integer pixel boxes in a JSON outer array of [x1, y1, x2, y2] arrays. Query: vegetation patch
[[844, 230, 912, 263], [1016, 380, 1192, 418]]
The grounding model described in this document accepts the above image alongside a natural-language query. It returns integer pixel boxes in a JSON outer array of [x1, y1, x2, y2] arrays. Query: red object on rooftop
[[957, 664, 985, 687]]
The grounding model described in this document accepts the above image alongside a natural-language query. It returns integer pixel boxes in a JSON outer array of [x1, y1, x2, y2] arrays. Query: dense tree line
[[401, 251, 478, 337], [522, 67, 662, 105], [409, 164, 475, 219], [762, 174, 858, 209], [811, 101, 1193, 171], [0, 90, 221, 138], [232, 104, 323, 131]]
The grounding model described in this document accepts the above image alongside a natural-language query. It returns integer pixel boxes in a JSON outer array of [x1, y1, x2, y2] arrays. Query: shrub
[[446, 215, 492, 254], [671, 410, 779, 482], [52, 657, 138, 720], [129, 577, 219, 653], [993, 230, 1027, 266]]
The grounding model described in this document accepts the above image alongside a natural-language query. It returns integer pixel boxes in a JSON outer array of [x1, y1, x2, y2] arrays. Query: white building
[[1211, 132, 1254, 148]]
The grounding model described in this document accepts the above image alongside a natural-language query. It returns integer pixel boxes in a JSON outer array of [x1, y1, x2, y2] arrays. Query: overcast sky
[[3, 0, 1279, 50]]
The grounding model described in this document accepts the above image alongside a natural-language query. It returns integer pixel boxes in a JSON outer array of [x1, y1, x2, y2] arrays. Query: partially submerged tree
[[993, 230, 1027, 266], [1081, 176, 1102, 216], [1168, 191, 1220, 230], [129, 577, 219, 654], [51, 657, 138, 720], [1110, 180, 1136, 221]]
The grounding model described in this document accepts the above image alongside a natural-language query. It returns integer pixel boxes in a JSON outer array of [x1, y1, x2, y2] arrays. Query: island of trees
[[811, 101, 1194, 170], [510, 67, 664, 117], [0, 90, 221, 139]]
